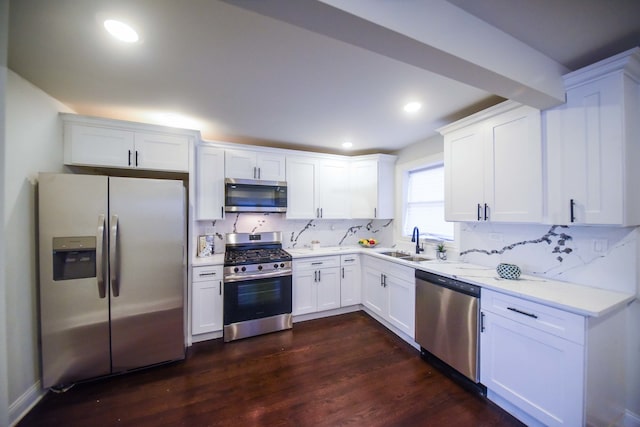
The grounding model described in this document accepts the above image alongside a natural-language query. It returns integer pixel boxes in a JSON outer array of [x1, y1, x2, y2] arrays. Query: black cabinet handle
[[342, 267, 344, 279], [135, 150, 139, 167], [570, 199, 576, 223], [221, 206, 224, 218], [480, 312, 485, 332], [318, 270, 321, 282], [477, 203, 482, 221], [128, 150, 132, 166], [507, 307, 538, 319], [484, 203, 489, 221], [374, 208, 377, 218], [219, 281, 222, 296]]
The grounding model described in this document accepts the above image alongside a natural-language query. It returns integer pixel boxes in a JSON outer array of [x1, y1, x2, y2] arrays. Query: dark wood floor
[[18, 312, 524, 427]]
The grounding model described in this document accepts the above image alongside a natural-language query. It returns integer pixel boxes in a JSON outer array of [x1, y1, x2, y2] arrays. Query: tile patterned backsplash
[[459, 222, 638, 295], [197, 213, 394, 251]]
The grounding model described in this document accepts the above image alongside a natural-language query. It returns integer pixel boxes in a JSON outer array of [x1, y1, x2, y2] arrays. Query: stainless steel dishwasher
[[415, 270, 485, 394]]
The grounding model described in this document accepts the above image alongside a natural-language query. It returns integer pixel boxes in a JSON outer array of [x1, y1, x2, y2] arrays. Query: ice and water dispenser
[[52, 236, 97, 280]]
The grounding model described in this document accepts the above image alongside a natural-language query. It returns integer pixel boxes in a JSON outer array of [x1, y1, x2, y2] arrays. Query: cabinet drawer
[[294, 256, 340, 271], [363, 257, 413, 283], [340, 254, 360, 265], [481, 289, 585, 344], [192, 266, 223, 282]]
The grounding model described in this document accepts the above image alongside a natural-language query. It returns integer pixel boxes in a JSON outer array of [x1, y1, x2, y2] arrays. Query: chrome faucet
[[411, 226, 424, 254]]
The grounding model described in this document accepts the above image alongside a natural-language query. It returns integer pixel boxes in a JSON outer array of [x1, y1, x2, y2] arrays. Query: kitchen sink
[[380, 251, 432, 263], [380, 251, 411, 258], [401, 255, 432, 262]]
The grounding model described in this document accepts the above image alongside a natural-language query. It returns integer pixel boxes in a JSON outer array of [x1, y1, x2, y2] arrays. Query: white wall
[[4, 70, 72, 424], [1, 0, 10, 425]]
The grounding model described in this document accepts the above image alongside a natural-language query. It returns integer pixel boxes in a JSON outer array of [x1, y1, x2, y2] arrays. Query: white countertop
[[192, 245, 635, 318], [192, 253, 225, 267]]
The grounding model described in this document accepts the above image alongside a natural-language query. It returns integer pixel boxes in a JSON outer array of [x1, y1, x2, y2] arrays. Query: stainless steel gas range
[[223, 232, 292, 342]]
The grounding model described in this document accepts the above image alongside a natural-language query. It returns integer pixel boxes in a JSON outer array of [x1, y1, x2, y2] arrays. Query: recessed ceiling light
[[342, 141, 353, 149], [403, 101, 422, 113], [104, 19, 139, 43]]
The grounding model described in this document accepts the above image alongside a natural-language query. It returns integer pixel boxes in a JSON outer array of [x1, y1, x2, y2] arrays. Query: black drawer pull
[[507, 307, 538, 319]]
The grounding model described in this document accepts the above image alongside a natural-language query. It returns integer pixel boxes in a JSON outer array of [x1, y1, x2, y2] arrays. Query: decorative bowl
[[496, 263, 521, 280], [358, 239, 378, 248]]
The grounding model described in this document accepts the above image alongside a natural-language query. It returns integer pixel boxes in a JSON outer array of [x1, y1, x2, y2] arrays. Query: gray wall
[[1, 0, 9, 424], [5, 70, 71, 424]]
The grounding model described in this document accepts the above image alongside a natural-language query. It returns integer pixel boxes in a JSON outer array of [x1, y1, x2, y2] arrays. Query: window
[[403, 164, 454, 240]]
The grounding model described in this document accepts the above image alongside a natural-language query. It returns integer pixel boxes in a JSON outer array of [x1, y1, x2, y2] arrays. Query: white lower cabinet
[[340, 255, 361, 306], [191, 266, 223, 335], [293, 256, 341, 315], [480, 288, 627, 427], [362, 257, 414, 338]]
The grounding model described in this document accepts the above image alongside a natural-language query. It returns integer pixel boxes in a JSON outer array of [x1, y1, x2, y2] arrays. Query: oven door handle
[[224, 269, 292, 283]]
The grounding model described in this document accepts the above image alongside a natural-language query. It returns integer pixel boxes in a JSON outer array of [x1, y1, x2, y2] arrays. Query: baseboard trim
[[293, 305, 360, 323], [9, 380, 46, 427]]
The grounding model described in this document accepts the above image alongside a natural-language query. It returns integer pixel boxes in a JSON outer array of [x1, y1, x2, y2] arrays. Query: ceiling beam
[[224, 0, 568, 109]]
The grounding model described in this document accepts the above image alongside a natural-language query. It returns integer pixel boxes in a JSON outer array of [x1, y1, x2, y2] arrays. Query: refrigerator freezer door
[[109, 177, 185, 373], [38, 173, 111, 388]]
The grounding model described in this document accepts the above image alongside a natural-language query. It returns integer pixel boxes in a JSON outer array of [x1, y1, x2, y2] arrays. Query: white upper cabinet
[[440, 101, 543, 223], [545, 48, 640, 226], [286, 155, 350, 219], [62, 114, 192, 172], [350, 155, 396, 219], [196, 144, 225, 220], [225, 149, 286, 181]]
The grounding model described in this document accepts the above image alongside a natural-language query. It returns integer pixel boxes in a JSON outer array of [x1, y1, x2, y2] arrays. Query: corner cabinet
[[225, 148, 286, 181], [196, 144, 225, 220], [545, 47, 640, 226], [192, 266, 224, 336], [286, 155, 350, 219], [293, 256, 341, 315], [439, 101, 542, 223], [362, 257, 415, 338], [61, 114, 193, 172], [350, 154, 396, 219]]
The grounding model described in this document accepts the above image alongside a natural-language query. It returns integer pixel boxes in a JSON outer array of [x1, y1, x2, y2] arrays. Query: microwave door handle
[[110, 214, 120, 297], [96, 214, 106, 298]]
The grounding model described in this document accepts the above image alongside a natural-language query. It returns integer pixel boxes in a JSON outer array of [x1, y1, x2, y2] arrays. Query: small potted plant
[[436, 242, 447, 260]]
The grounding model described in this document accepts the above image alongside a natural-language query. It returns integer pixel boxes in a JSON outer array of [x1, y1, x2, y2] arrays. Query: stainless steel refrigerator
[[38, 173, 186, 388]]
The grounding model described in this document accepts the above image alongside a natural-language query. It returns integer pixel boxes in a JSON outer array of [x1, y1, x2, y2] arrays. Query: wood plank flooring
[[18, 312, 524, 427]]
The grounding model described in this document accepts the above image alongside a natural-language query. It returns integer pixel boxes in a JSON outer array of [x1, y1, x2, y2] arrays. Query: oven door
[[224, 274, 292, 326]]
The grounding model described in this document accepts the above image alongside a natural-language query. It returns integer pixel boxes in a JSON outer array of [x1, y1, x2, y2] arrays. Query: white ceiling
[[8, 0, 640, 154]]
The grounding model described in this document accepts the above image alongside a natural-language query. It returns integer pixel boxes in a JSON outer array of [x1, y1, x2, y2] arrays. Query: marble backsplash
[[196, 213, 394, 252], [458, 222, 638, 295]]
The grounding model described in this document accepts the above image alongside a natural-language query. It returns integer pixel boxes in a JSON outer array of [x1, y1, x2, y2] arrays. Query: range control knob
[[274, 264, 279, 269], [280, 263, 285, 268], [233, 267, 239, 273], [241, 266, 246, 272], [258, 265, 263, 271]]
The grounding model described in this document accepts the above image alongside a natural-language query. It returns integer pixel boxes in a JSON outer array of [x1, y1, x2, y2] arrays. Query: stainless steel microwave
[[224, 178, 287, 213]]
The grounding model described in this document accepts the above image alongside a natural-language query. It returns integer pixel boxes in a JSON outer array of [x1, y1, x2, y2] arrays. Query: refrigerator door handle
[[110, 214, 120, 297], [96, 214, 107, 298]]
